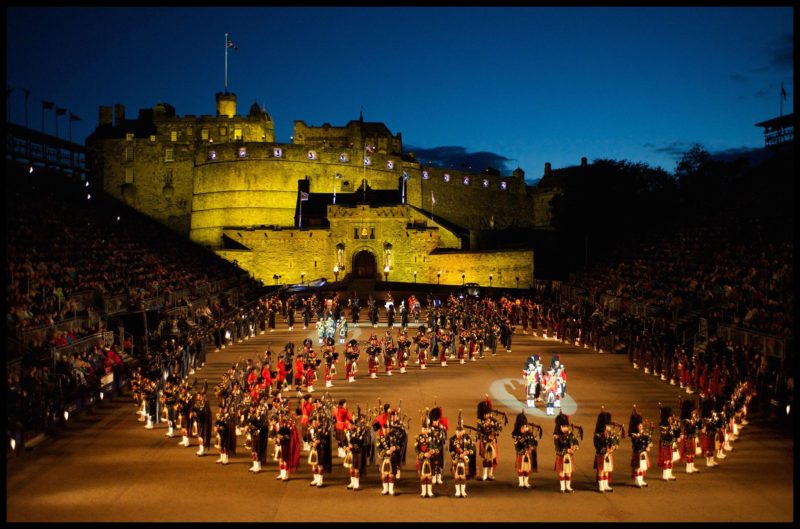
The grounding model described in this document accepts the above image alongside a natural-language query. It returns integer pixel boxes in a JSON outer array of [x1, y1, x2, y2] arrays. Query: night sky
[[6, 6, 793, 182]]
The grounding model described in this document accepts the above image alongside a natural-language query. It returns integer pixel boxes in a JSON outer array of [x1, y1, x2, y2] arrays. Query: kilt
[[657, 443, 673, 468], [515, 451, 538, 473], [554, 454, 573, 474], [594, 453, 613, 473], [682, 437, 696, 460], [700, 432, 714, 455], [631, 451, 650, 475]]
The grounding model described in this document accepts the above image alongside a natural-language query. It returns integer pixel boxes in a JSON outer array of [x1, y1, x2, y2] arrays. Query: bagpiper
[[657, 405, 679, 481], [429, 407, 449, 487], [415, 327, 430, 370], [307, 405, 333, 487], [414, 413, 437, 497], [247, 401, 270, 473], [377, 408, 407, 496], [383, 332, 396, 376], [345, 406, 372, 491], [274, 398, 301, 481], [192, 383, 213, 457], [593, 409, 623, 492], [322, 338, 338, 389], [334, 399, 353, 459], [554, 411, 581, 493], [214, 404, 236, 465], [177, 381, 195, 447], [512, 411, 541, 489], [680, 398, 701, 474], [448, 411, 476, 497], [700, 396, 719, 467], [367, 334, 381, 379], [345, 339, 360, 383], [628, 405, 652, 488], [476, 396, 504, 481], [162, 377, 179, 438], [397, 330, 411, 374]]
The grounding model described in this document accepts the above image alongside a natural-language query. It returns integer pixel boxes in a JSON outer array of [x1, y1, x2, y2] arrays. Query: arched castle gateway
[[87, 92, 556, 288]]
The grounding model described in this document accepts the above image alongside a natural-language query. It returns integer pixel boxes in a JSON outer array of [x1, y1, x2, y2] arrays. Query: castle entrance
[[353, 250, 377, 279]]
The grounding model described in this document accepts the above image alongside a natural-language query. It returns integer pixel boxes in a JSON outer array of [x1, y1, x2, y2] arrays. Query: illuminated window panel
[[340, 153, 348, 162], [463, 177, 470, 185], [274, 148, 283, 158], [482, 178, 489, 188], [500, 181, 507, 190], [443, 173, 450, 182], [422, 170, 429, 180], [308, 150, 317, 160], [238, 147, 247, 158], [387, 160, 394, 170]]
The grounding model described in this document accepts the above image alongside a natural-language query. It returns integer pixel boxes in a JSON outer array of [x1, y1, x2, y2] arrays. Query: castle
[[87, 92, 559, 288]]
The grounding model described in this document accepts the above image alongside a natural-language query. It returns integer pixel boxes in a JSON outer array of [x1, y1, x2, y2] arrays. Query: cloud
[[729, 73, 748, 83], [404, 145, 514, 174], [644, 140, 691, 158], [751, 32, 793, 73]]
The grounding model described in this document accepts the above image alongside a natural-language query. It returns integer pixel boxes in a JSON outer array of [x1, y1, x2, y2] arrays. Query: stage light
[[64, 411, 69, 421]]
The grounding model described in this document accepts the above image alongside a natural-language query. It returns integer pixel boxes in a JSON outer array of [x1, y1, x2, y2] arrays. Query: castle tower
[[216, 92, 237, 118]]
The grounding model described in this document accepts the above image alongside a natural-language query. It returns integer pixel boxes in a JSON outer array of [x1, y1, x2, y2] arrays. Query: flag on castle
[[300, 191, 309, 201], [227, 36, 238, 51], [781, 82, 787, 101]]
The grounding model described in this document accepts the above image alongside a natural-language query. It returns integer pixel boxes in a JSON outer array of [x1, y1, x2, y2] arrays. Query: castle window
[[500, 181, 507, 190], [170, 130, 178, 142], [234, 128, 242, 140], [219, 126, 228, 136], [463, 176, 470, 185], [208, 149, 217, 161], [387, 160, 394, 170], [422, 170, 429, 180], [339, 153, 348, 163], [274, 148, 283, 158], [238, 147, 247, 158], [165, 147, 175, 162], [308, 150, 316, 160], [201, 128, 209, 141], [443, 173, 450, 182], [165, 169, 173, 184], [187, 126, 193, 137], [124, 145, 134, 161], [482, 178, 489, 188], [124, 167, 134, 184], [149, 135, 156, 142], [370, 228, 375, 239], [354, 228, 359, 239], [126, 132, 134, 141]]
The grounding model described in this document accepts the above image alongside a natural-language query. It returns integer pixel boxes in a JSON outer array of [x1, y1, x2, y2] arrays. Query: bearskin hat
[[659, 406, 672, 427], [629, 407, 643, 434], [554, 411, 570, 435], [348, 339, 358, 347], [429, 407, 442, 422], [680, 399, 695, 420], [594, 410, 612, 434], [512, 412, 528, 437], [477, 398, 492, 419]]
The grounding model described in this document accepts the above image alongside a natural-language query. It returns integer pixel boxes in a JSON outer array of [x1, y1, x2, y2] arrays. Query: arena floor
[[6, 323, 794, 522]]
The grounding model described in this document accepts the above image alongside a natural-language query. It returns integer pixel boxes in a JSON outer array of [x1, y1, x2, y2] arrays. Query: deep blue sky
[[6, 6, 793, 181]]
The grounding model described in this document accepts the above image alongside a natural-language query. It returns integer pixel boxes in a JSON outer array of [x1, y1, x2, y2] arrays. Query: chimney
[[544, 162, 551, 175], [581, 157, 588, 167], [99, 105, 113, 127], [114, 104, 125, 126]]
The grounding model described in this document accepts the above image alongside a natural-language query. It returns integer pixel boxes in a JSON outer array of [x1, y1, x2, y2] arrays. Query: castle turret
[[216, 92, 237, 118]]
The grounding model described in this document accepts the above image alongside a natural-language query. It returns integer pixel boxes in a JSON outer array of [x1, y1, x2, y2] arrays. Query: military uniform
[[629, 407, 652, 487], [512, 412, 539, 488], [553, 411, 580, 492], [592, 410, 621, 492], [448, 421, 476, 497]]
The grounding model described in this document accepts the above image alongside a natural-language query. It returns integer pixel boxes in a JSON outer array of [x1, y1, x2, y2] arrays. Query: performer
[[247, 401, 270, 473], [337, 315, 348, 344], [552, 355, 567, 408], [192, 384, 213, 457], [523, 355, 539, 408], [680, 399, 701, 474], [476, 396, 504, 481], [414, 415, 437, 497], [449, 412, 476, 497], [397, 330, 411, 374], [322, 339, 338, 389], [214, 404, 235, 465], [377, 409, 407, 496], [629, 406, 652, 488], [554, 411, 580, 493], [511, 412, 541, 489], [367, 334, 381, 379], [299, 394, 313, 451], [345, 339, 360, 383], [334, 399, 353, 459], [429, 407, 448, 487], [416, 327, 430, 370], [657, 405, 679, 481], [593, 409, 622, 492], [713, 398, 728, 462], [345, 407, 372, 491], [457, 329, 468, 365], [316, 318, 325, 345], [700, 397, 719, 467], [274, 400, 301, 481], [383, 332, 396, 376], [177, 382, 194, 447], [542, 367, 558, 416], [307, 408, 333, 487], [162, 377, 179, 438]]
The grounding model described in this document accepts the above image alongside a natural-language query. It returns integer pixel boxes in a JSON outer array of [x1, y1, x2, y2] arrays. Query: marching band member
[[397, 330, 411, 373], [429, 407, 448, 487], [214, 404, 235, 465], [322, 339, 338, 388], [192, 384, 212, 457], [512, 412, 540, 489], [367, 334, 381, 379], [247, 401, 270, 473], [554, 411, 580, 493], [700, 397, 718, 467], [476, 396, 503, 481], [307, 408, 333, 487], [345, 339, 359, 383], [593, 409, 622, 492], [414, 415, 437, 497], [345, 408, 372, 490], [337, 315, 348, 344], [383, 332, 396, 376], [657, 405, 679, 481], [448, 412, 476, 497], [543, 367, 558, 416], [629, 406, 652, 488], [274, 399, 301, 481], [177, 381, 194, 447], [415, 327, 430, 370], [162, 377, 179, 438], [377, 408, 407, 496], [680, 399, 701, 474], [334, 399, 353, 459]]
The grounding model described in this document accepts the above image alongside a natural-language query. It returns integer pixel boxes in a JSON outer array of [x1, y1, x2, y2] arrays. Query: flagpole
[[224, 33, 228, 93], [780, 82, 784, 118], [299, 198, 302, 228]]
